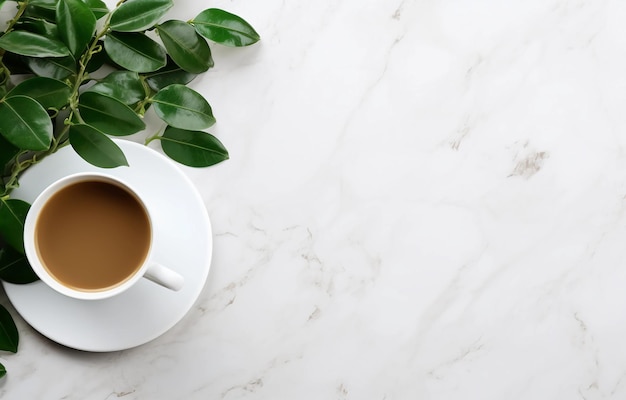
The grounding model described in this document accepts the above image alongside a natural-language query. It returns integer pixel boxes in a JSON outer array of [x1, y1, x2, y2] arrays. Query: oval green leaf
[[160, 126, 228, 167], [8, 77, 71, 110], [192, 8, 260, 47], [0, 304, 18, 353], [0, 31, 70, 58], [0, 244, 38, 284], [83, 0, 108, 19], [78, 91, 145, 136], [152, 84, 215, 130], [0, 199, 29, 254], [69, 124, 129, 168], [16, 17, 59, 38], [156, 20, 213, 73], [0, 362, 5, 378], [145, 59, 196, 91], [23, 4, 55, 21], [26, 55, 77, 79], [0, 96, 53, 151], [104, 32, 166, 73], [110, 0, 172, 32], [88, 71, 144, 105], [57, 0, 96, 55]]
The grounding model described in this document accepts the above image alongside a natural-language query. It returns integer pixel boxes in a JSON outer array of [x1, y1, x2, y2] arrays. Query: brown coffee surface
[[35, 180, 151, 291]]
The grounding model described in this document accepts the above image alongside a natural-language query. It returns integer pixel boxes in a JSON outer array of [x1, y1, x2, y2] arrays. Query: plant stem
[[4, 1, 28, 35], [68, 24, 112, 117], [1, 11, 121, 196], [1, 130, 71, 195], [144, 134, 161, 145], [1, 2, 121, 195], [4, 152, 42, 194]]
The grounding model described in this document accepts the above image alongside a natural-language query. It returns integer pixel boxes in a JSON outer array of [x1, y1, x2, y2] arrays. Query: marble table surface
[[2, 0, 626, 398]]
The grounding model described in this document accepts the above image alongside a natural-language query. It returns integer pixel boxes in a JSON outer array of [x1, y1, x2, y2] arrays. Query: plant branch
[[4, 1, 28, 35], [1, 135, 70, 195]]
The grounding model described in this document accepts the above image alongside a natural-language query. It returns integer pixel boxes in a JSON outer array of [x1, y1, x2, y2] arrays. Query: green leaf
[[156, 20, 213, 74], [104, 32, 166, 73], [88, 71, 144, 105], [83, 0, 108, 19], [78, 91, 145, 136], [0, 31, 70, 58], [0, 96, 53, 151], [0, 304, 18, 353], [69, 124, 129, 168], [0, 244, 38, 284], [0, 199, 30, 254], [57, 0, 97, 55], [192, 8, 260, 47], [0, 135, 19, 174], [26, 55, 77, 79], [16, 17, 59, 38], [0, 362, 5, 378], [160, 126, 228, 167], [28, 0, 57, 10], [24, 4, 56, 22], [8, 77, 71, 110], [144, 59, 196, 91], [110, 0, 172, 32], [152, 84, 215, 130]]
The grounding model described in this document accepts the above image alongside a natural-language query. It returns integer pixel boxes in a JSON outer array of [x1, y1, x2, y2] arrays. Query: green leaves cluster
[[0, 0, 259, 182], [0, 0, 259, 377]]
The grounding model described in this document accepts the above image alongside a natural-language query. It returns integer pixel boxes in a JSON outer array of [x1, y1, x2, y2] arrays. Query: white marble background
[[2, 0, 626, 398]]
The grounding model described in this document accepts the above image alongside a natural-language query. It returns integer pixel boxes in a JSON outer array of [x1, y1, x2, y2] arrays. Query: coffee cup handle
[[143, 263, 184, 291]]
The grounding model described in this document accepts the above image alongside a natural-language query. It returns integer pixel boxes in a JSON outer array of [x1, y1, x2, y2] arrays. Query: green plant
[[0, 0, 259, 376]]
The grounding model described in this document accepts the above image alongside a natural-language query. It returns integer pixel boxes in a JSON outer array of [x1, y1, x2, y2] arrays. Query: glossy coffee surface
[[35, 180, 151, 291]]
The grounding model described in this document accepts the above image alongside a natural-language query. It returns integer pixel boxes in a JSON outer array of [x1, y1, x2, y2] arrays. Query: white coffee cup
[[23, 172, 184, 300]]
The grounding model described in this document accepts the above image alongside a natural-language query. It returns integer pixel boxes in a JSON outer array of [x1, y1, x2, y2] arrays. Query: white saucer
[[2, 140, 212, 352]]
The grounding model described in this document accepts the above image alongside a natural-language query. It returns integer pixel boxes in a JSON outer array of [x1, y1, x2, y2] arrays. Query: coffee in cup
[[24, 172, 184, 300]]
